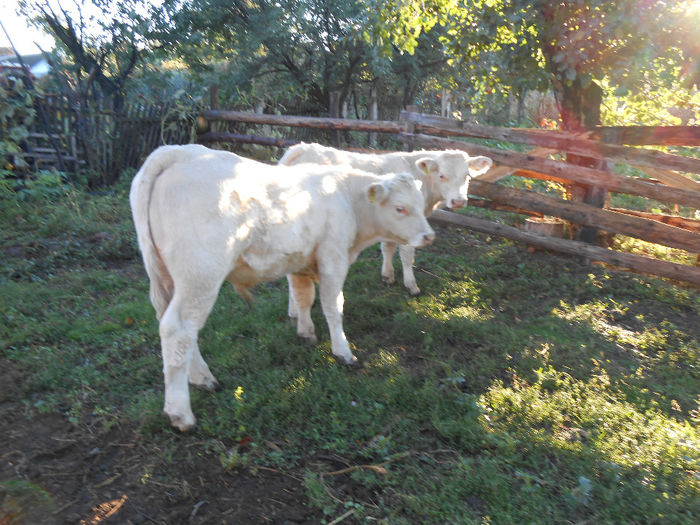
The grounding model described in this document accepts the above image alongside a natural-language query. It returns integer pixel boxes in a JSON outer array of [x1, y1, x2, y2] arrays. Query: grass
[[1, 185, 698, 524]]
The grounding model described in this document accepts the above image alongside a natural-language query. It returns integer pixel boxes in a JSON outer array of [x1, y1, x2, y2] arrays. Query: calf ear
[[468, 156, 493, 176], [416, 158, 439, 177], [367, 182, 389, 204]]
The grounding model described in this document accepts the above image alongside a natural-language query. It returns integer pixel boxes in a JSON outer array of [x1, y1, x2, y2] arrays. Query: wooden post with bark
[[369, 82, 378, 148]]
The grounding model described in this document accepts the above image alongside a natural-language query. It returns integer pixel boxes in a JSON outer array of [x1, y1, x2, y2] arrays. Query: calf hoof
[[407, 286, 421, 296], [298, 332, 318, 344], [381, 275, 395, 286], [334, 353, 358, 365], [165, 410, 196, 432], [191, 377, 221, 392]]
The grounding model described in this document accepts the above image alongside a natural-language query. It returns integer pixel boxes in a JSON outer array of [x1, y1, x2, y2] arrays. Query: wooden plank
[[401, 133, 700, 209], [477, 148, 556, 182], [467, 199, 543, 217], [402, 113, 700, 146], [200, 110, 405, 134], [609, 208, 700, 233], [635, 165, 700, 192], [592, 126, 700, 146], [198, 131, 300, 148], [428, 209, 700, 286], [468, 180, 700, 252], [508, 168, 576, 186], [400, 111, 700, 174]]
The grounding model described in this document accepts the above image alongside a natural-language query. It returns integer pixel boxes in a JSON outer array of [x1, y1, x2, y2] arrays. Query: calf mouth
[[410, 231, 436, 248]]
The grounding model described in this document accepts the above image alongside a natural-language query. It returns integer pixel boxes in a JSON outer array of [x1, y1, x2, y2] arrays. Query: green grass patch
[[1, 187, 698, 523]]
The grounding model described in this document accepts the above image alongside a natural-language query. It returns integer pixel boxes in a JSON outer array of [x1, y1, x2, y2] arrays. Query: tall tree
[[376, 0, 698, 131], [19, 0, 157, 108], [157, 0, 450, 115]]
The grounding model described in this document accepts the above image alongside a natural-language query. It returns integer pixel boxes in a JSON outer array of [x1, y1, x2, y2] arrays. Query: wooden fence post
[[210, 84, 219, 134], [402, 105, 419, 151], [369, 82, 378, 148], [329, 90, 342, 147], [566, 82, 608, 245]]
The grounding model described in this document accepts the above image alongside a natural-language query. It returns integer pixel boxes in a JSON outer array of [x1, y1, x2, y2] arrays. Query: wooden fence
[[196, 109, 700, 286], [21, 95, 192, 185]]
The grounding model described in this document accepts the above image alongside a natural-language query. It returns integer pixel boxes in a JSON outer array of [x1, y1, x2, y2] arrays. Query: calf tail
[[129, 146, 188, 319]]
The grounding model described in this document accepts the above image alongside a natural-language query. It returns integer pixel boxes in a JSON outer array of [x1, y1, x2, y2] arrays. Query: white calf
[[279, 143, 492, 295], [130, 144, 434, 431]]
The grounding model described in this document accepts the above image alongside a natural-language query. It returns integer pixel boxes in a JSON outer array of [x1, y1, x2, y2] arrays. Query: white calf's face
[[369, 173, 435, 248], [416, 152, 493, 209]]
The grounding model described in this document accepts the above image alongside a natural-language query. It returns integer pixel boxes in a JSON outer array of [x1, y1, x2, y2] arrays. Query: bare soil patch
[[0, 404, 321, 524]]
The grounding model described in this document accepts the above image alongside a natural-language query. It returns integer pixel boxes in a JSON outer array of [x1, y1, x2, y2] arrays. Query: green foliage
[[0, 72, 36, 183], [20, 0, 158, 103], [12, 170, 69, 201], [384, 0, 699, 127], [156, 0, 450, 115], [602, 76, 700, 126], [0, 70, 70, 201]]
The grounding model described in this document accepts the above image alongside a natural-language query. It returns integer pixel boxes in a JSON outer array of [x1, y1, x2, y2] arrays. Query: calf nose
[[423, 232, 435, 245], [450, 198, 466, 209]]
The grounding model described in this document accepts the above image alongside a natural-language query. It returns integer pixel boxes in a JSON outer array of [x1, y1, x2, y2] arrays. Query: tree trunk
[[369, 82, 378, 147], [556, 79, 608, 244], [441, 88, 452, 118], [517, 89, 525, 125], [329, 90, 342, 146]]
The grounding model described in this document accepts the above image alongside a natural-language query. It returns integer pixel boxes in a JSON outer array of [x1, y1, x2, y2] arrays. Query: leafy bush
[[0, 70, 36, 191]]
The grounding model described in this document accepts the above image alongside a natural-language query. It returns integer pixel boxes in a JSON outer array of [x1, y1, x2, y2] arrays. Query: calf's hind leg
[[159, 286, 220, 431], [380, 241, 397, 285], [288, 274, 317, 343], [189, 345, 219, 392]]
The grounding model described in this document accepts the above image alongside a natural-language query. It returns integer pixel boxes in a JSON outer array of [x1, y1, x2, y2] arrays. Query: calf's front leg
[[399, 244, 420, 295], [318, 266, 356, 364]]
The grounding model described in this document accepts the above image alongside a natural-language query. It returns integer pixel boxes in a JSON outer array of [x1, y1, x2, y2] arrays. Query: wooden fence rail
[[199, 110, 405, 134], [400, 111, 700, 175], [197, 110, 700, 284], [591, 126, 700, 146], [429, 210, 700, 286], [468, 180, 700, 252]]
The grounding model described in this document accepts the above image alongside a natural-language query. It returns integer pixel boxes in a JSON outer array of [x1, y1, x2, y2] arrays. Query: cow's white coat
[[130, 144, 434, 430]]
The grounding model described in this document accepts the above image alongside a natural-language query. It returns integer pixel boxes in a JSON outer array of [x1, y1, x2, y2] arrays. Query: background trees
[[18, 0, 161, 109], [13, 0, 699, 124]]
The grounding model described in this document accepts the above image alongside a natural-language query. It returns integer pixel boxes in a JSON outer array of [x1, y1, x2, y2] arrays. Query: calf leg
[[189, 345, 219, 391], [318, 267, 356, 364], [287, 275, 298, 323], [289, 274, 317, 343], [380, 241, 397, 285], [159, 287, 219, 431], [399, 244, 420, 295]]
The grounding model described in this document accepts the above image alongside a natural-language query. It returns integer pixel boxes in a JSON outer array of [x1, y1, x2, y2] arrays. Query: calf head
[[416, 151, 493, 209], [368, 172, 435, 248]]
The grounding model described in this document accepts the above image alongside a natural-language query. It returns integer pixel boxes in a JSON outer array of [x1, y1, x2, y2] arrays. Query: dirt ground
[[0, 401, 323, 524]]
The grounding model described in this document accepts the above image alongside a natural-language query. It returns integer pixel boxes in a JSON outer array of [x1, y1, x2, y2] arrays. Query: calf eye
[[439, 174, 448, 182], [395, 206, 407, 215]]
